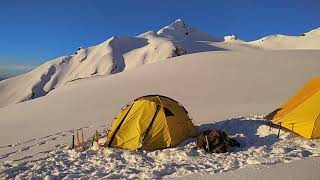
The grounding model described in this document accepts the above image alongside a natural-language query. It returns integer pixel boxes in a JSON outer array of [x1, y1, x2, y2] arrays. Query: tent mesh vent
[[164, 107, 174, 117]]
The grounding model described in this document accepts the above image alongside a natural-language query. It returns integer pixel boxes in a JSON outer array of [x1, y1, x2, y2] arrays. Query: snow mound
[[1, 115, 320, 179]]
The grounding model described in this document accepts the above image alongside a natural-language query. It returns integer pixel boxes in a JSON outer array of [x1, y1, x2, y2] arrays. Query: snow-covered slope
[[0, 50, 319, 147], [0, 19, 221, 108], [226, 28, 320, 50], [248, 28, 320, 49], [0, 50, 320, 178]]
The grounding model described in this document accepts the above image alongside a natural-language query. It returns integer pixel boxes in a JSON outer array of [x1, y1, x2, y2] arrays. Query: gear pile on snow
[[196, 129, 240, 153]]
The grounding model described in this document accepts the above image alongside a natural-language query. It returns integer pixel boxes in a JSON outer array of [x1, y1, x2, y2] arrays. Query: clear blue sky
[[0, 0, 319, 66]]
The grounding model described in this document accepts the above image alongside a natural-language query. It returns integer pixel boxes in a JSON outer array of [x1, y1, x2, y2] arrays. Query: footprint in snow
[[37, 141, 47, 146], [24, 138, 36, 144], [39, 135, 53, 140], [20, 146, 31, 151], [0, 150, 19, 159], [13, 155, 33, 162]]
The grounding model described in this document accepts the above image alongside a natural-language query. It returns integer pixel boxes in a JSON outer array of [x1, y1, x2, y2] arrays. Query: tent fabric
[[266, 77, 320, 139], [105, 95, 199, 150]]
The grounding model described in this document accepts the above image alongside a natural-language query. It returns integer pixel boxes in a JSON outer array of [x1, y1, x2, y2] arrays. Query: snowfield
[[1, 115, 320, 179], [0, 20, 320, 179], [0, 50, 320, 179]]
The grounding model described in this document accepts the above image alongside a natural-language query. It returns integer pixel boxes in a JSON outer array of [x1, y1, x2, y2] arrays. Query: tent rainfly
[[104, 95, 199, 150], [266, 77, 320, 139]]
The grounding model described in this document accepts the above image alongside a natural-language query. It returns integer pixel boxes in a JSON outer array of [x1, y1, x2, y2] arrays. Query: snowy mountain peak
[[156, 19, 189, 39], [224, 35, 238, 41], [171, 18, 189, 29], [174, 18, 184, 23], [157, 19, 222, 42]]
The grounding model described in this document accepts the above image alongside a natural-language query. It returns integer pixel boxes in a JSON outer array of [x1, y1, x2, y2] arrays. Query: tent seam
[[107, 103, 134, 147]]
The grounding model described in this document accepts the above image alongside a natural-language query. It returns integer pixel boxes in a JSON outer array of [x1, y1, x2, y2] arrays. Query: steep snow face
[[0, 37, 176, 107], [157, 19, 222, 42], [123, 32, 178, 70], [157, 19, 225, 53]]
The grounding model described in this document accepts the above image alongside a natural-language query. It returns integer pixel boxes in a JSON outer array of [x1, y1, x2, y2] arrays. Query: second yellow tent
[[266, 77, 320, 139]]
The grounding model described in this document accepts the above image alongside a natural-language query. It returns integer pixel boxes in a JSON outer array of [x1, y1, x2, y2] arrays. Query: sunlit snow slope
[[0, 19, 222, 108]]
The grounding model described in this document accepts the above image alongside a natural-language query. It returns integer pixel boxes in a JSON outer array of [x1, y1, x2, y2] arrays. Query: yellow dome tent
[[105, 95, 199, 150], [266, 77, 320, 139]]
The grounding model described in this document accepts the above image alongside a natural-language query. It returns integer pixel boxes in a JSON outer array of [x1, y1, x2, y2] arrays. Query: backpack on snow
[[196, 129, 240, 153]]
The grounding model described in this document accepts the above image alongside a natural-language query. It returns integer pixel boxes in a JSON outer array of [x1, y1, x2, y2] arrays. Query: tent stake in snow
[[91, 135, 95, 146], [277, 122, 282, 138], [95, 130, 100, 142], [81, 129, 85, 147], [269, 122, 272, 131], [72, 135, 75, 149], [205, 135, 210, 152], [76, 130, 80, 147]]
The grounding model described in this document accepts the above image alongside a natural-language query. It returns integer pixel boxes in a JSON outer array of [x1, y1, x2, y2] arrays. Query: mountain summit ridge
[[0, 19, 319, 108]]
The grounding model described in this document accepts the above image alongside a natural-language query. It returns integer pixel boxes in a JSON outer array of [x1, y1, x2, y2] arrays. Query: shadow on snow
[[198, 117, 279, 151]]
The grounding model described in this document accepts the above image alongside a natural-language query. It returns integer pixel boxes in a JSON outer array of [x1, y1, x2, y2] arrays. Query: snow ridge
[[0, 19, 219, 108]]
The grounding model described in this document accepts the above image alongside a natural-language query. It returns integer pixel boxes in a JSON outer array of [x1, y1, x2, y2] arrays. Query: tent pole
[[141, 105, 160, 144], [107, 104, 134, 147]]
